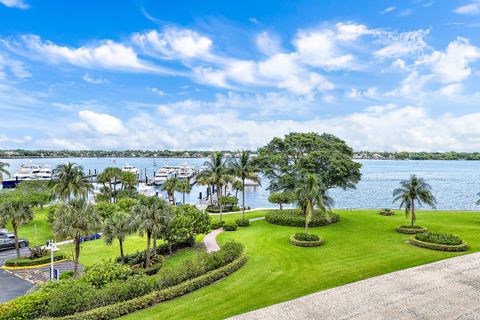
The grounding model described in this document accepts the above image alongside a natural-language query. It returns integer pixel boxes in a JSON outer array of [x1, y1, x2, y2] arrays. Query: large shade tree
[[0, 200, 34, 258], [255, 132, 362, 193], [294, 174, 333, 236], [230, 150, 260, 221], [203, 152, 229, 222], [52, 200, 101, 275], [393, 175, 437, 226], [49, 162, 92, 201]]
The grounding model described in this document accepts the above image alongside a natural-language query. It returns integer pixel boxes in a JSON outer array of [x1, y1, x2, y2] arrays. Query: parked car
[[0, 237, 28, 251], [0, 228, 14, 238], [79, 233, 101, 242]]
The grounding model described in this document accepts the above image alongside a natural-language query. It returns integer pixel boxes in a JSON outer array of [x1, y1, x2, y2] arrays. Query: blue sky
[[1, 0, 480, 151]]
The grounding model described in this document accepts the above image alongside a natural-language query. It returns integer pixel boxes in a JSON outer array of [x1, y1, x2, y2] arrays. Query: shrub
[[410, 234, 468, 252], [211, 220, 225, 229], [268, 192, 293, 209], [59, 270, 74, 280], [236, 219, 250, 227], [206, 205, 240, 213], [415, 232, 462, 246], [4, 253, 64, 267], [28, 246, 48, 260], [396, 225, 427, 234], [223, 223, 238, 231], [84, 261, 132, 289], [289, 234, 323, 247], [117, 240, 192, 265], [293, 233, 319, 241], [378, 209, 395, 216], [266, 209, 340, 227]]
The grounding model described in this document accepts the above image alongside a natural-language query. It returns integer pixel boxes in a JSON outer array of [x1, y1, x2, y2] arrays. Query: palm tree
[[50, 162, 92, 202], [131, 196, 173, 267], [161, 177, 179, 204], [52, 200, 101, 275], [294, 174, 332, 236], [0, 200, 34, 258], [120, 171, 138, 191], [103, 210, 132, 264], [230, 150, 261, 221], [97, 167, 123, 203], [177, 179, 192, 204], [393, 175, 437, 226], [232, 180, 243, 200], [203, 152, 229, 222], [0, 161, 10, 183], [196, 172, 214, 205]]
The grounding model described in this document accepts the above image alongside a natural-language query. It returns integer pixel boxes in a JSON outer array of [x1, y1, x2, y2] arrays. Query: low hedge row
[[266, 209, 340, 227], [211, 221, 225, 229], [117, 240, 192, 265], [410, 236, 468, 252], [289, 234, 323, 247], [49, 254, 247, 320], [236, 219, 250, 227], [223, 223, 238, 231], [4, 253, 65, 267], [395, 226, 427, 234], [132, 260, 163, 276]]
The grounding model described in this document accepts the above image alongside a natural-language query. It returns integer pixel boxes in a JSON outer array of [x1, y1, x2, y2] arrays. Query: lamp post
[[46, 240, 59, 281]]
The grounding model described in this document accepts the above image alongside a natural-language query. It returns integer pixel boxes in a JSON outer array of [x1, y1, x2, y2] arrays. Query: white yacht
[[153, 167, 174, 185], [175, 164, 196, 180], [14, 162, 40, 180], [122, 164, 139, 175], [35, 166, 53, 180]]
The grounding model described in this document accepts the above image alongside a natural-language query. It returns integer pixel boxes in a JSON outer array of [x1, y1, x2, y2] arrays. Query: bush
[[4, 253, 64, 267], [84, 261, 132, 289], [206, 205, 240, 213], [378, 209, 395, 216], [223, 223, 238, 231], [293, 233, 319, 241], [266, 209, 340, 227], [211, 220, 225, 229], [28, 246, 48, 260], [410, 234, 468, 252], [415, 232, 463, 246], [59, 270, 74, 280], [289, 234, 323, 247], [396, 225, 427, 234], [117, 240, 192, 265], [236, 219, 250, 227]]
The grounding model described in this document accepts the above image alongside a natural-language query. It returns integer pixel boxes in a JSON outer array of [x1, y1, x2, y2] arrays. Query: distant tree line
[[355, 151, 480, 160]]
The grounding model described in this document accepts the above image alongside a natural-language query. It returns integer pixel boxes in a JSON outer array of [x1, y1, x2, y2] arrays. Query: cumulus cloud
[[76, 110, 128, 136]]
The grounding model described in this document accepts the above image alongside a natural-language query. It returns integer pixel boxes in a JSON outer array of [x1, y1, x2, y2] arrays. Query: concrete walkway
[[203, 228, 223, 253], [231, 253, 480, 320]]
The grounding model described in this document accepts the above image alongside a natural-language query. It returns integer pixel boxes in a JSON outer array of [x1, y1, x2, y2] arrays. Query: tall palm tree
[[177, 179, 192, 204], [103, 210, 132, 264], [196, 172, 214, 205], [120, 171, 138, 191], [393, 175, 437, 226], [232, 180, 243, 200], [203, 152, 229, 222], [50, 162, 92, 202], [0, 161, 10, 183], [130, 196, 173, 267], [294, 174, 332, 236], [52, 200, 101, 275], [97, 167, 123, 203], [161, 177, 179, 204], [0, 200, 34, 258], [230, 150, 261, 221]]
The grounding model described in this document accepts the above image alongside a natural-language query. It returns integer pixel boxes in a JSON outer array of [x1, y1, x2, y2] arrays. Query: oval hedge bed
[[289, 233, 323, 247], [266, 209, 340, 227], [4, 253, 65, 267], [409, 232, 468, 252], [395, 225, 427, 234]]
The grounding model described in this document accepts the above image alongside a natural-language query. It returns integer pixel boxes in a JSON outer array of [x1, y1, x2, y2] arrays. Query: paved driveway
[[0, 248, 34, 303], [231, 253, 480, 320]]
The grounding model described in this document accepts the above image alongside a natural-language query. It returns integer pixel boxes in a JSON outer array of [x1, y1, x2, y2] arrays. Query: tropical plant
[[393, 175, 437, 226], [161, 177, 179, 204], [177, 179, 192, 204], [268, 192, 293, 210], [294, 174, 333, 235], [130, 196, 173, 267], [203, 152, 229, 222], [120, 171, 138, 191], [52, 200, 101, 275], [96, 167, 123, 203], [0, 161, 10, 182], [0, 200, 34, 258], [103, 210, 133, 263], [232, 180, 243, 200], [196, 172, 214, 205], [49, 162, 92, 202]]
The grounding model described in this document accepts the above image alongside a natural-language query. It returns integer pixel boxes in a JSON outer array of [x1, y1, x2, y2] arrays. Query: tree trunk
[[168, 241, 173, 255], [119, 238, 125, 264], [183, 192, 185, 204], [146, 231, 152, 268], [74, 237, 80, 276], [280, 203, 283, 210], [13, 223, 20, 259], [153, 231, 157, 258], [209, 186, 213, 205], [218, 184, 223, 222], [242, 178, 245, 221], [411, 199, 415, 226]]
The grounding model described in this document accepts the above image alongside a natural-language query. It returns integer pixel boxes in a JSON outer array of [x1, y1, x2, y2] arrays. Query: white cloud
[[149, 87, 166, 96], [335, 23, 371, 40], [82, 73, 108, 84], [375, 30, 429, 58], [380, 6, 396, 14], [76, 110, 128, 135], [256, 31, 281, 55], [454, 1, 480, 15], [0, 0, 28, 9]]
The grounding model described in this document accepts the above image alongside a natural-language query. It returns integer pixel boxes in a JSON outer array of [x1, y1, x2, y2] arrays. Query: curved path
[[230, 252, 480, 320]]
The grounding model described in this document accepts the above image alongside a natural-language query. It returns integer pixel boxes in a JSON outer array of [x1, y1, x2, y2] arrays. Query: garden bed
[[266, 209, 340, 227], [378, 209, 395, 216], [409, 232, 468, 252], [289, 233, 323, 247], [4, 253, 65, 267], [395, 225, 427, 234]]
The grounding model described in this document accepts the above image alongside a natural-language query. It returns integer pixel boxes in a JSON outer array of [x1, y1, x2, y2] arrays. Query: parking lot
[[0, 247, 34, 303]]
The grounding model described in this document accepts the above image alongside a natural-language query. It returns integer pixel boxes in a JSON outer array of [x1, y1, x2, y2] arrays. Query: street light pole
[[46, 240, 59, 281]]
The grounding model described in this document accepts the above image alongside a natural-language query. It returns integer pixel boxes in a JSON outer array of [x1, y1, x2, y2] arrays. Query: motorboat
[[153, 167, 174, 185], [122, 164, 139, 175], [35, 165, 53, 180], [14, 162, 40, 180]]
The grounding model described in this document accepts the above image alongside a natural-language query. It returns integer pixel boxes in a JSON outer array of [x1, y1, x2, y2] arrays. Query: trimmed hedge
[[410, 235, 468, 252], [4, 253, 65, 267], [266, 209, 340, 227], [379, 209, 395, 216], [396, 225, 427, 234], [236, 219, 250, 227], [223, 223, 238, 231], [289, 234, 323, 247], [132, 259, 164, 276], [50, 254, 247, 320], [117, 240, 191, 265], [415, 232, 462, 246], [211, 221, 225, 229]]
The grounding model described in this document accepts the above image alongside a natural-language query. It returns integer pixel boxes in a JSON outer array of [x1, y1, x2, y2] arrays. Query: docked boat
[[122, 164, 139, 175], [174, 164, 196, 180], [153, 167, 174, 185], [35, 165, 53, 180], [14, 162, 40, 180]]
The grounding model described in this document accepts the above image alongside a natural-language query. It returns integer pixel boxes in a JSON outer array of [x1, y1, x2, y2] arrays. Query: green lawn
[[124, 209, 480, 320], [12, 208, 53, 246]]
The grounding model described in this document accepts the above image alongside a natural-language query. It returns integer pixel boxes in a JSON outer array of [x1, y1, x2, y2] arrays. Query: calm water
[[1, 158, 480, 210]]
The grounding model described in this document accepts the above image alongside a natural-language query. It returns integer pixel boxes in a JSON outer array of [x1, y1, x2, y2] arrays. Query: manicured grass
[[124, 209, 480, 320], [11, 208, 53, 246]]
